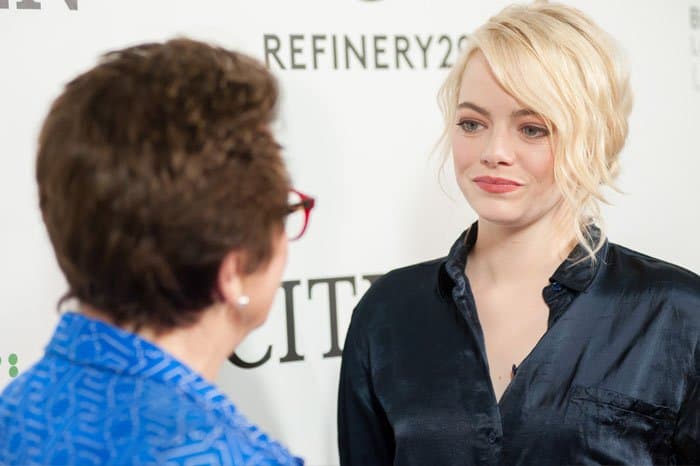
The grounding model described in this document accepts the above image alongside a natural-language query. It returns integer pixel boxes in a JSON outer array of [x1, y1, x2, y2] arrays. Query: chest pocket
[[564, 385, 677, 465]]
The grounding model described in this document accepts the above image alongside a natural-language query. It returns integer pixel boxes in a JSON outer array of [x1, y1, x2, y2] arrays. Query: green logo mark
[[0, 354, 20, 378]]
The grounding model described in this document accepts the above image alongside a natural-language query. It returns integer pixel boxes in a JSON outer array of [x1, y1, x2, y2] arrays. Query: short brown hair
[[37, 38, 290, 332]]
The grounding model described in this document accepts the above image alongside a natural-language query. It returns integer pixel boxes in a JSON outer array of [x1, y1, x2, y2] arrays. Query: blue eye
[[457, 120, 483, 133], [521, 125, 549, 138]]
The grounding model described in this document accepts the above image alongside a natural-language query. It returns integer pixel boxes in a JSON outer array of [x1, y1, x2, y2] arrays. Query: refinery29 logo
[[1, 0, 77, 10]]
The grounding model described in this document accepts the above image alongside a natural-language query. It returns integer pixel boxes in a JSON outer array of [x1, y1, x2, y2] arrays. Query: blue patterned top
[[0, 312, 303, 466]]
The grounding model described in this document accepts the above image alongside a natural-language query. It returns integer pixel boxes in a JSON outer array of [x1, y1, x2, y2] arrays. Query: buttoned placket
[[449, 265, 582, 464], [439, 222, 606, 464]]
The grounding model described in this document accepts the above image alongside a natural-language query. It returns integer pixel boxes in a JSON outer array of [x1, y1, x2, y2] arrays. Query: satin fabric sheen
[[338, 224, 700, 465]]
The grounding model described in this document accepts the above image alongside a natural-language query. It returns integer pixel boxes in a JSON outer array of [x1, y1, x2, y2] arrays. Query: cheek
[[269, 237, 288, 287], [451, 132, 482, 171], [522, 147, 555, 184], [257, 236, 287, 299]]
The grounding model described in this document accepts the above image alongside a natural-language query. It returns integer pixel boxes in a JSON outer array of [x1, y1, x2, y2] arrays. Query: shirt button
[[487, 430, 498, 444], [551, 281, 562, 291]]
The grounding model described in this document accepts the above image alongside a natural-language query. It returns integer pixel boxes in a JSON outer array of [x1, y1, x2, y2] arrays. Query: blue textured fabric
[[0, 312, 303, 466]]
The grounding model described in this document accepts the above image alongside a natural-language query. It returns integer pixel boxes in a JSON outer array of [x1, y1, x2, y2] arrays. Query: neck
[[468, 213, 576, 286], [80, 303, 247, 381]]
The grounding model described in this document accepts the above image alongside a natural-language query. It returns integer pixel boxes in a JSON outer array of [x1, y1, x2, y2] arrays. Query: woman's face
[[452, 51, 563, 229]]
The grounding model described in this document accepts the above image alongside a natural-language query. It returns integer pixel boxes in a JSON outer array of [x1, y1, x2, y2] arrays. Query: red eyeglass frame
[[286, 189, 315, 241]]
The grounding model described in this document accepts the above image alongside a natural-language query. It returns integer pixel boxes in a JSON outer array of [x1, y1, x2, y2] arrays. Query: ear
[[217, 250, 246, 306]]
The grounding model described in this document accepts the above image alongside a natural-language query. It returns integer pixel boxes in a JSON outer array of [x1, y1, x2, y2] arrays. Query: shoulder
[[604, 243, 700, 388], [359, 257, 443, 306], [0, 353, 74, 428], [603, 243, 700, 335], [349, 257, 445, 330], [146, 407, 301, 465], [114, 379, 300, 464], [0, 348, 301, 465], [605, 243, 700, 298]]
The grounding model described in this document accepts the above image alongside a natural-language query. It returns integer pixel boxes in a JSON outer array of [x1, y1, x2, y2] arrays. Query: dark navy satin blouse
[[338, 225, 700, 466]]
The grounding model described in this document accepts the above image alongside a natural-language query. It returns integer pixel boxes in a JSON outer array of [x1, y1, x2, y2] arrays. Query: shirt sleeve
[[337, 306, 394, 466], [674, 374, 700, 463]]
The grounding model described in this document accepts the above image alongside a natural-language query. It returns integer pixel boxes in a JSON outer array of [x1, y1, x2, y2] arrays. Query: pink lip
[[473, 176, 522, 194]]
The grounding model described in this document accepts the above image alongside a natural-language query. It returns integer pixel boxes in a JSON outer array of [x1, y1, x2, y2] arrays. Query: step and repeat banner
[[1, 1, 699, 464]]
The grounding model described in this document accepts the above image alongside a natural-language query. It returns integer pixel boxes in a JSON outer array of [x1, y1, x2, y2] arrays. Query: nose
[[480, 126, 515, 168]]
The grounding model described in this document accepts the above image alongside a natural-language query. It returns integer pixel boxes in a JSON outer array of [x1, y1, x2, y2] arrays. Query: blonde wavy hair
[[438, 1, 633, 262]]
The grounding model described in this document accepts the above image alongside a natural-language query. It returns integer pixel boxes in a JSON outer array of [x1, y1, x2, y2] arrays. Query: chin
[[467, 197, 528, 226], [476, 212, 530, 228]]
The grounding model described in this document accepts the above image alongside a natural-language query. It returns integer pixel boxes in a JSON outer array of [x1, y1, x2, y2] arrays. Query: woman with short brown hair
[[0, 38, 313, 465]]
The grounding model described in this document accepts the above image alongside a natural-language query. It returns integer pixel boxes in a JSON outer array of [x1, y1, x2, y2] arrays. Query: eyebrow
[[457, 101, 539, 119]]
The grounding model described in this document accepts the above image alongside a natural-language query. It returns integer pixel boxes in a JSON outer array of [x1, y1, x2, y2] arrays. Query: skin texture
[[452, 51, 560, 229], [453, 51, 575, 401]]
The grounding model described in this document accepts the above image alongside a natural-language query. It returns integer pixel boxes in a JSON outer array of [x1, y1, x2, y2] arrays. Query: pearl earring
[[236, 295, 250, 309]]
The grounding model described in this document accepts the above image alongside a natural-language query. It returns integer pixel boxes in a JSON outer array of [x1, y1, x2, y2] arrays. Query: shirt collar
[[437, 221, 608, 299], [549, 227, 608, 292], [45, 312, 234, 414]]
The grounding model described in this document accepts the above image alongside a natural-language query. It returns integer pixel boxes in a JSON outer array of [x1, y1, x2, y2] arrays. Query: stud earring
[[236, 295, 250, 309]]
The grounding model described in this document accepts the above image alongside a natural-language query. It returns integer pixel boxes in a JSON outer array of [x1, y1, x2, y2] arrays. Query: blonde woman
[[338, 2, 700, 465]]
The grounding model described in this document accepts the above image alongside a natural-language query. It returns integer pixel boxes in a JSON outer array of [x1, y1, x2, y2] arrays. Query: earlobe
[[217, 251, 247, 309]]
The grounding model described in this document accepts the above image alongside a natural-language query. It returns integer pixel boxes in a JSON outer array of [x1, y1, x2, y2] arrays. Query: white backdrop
[[1, 1, 699, 464]]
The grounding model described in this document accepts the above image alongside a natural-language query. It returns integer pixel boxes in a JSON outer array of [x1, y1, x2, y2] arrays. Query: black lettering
[[415, 35, 433, 69], [6, 1, 77, 9], [362, 274, 383, 286], [332, 35, 339, 69], [311, 35, 326, 70], [692, 6, 699, 30], [374, 35, 388, 69], [263, 34, 285, 69], [458, 34, 469, 52], [279, 280, 304, 363], [16, 0, 40, 8], [229, 346, 272, 369], [345, 35, 367, 69], [290, 34, 306, 70], [308, 276, 356, 358], [439, 35, 453, 69], [395, 35, 414, 69]]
